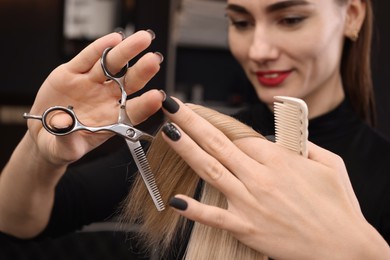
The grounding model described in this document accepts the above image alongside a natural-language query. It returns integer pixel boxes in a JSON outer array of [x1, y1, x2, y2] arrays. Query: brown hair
[[120, 104, 267, 259], [339, 0, 375, 124]]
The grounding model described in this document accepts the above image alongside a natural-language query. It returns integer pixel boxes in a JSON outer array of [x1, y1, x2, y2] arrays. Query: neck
[[305, 85, 345, 119]]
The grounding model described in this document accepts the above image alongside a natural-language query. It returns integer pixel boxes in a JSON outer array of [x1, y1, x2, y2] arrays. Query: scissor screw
[[127, 129, 135, 137]]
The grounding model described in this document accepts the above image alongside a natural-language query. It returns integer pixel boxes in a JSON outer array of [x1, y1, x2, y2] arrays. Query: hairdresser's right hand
[[26, 30, 163, 166]]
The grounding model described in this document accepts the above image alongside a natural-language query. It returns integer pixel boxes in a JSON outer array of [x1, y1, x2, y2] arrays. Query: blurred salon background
[[0, 0, 389, 259]]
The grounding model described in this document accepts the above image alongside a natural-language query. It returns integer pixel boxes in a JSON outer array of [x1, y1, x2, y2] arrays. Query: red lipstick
[[256, 70, 291, 87]]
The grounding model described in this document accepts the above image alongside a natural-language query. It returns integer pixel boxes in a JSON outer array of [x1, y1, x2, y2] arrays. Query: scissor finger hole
[[43, 108, 75, 135], [101, 47, 129, 79]]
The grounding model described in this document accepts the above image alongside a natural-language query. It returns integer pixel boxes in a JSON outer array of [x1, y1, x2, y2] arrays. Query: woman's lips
[[256, 70, 292, 87]]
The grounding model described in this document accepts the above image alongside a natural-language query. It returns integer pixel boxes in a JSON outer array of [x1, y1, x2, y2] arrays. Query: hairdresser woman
[[160, 0, 390, 258], [1, 0, 390, 259]]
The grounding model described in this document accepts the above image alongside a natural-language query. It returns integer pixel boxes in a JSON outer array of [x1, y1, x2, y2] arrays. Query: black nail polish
[[169, 197, 188, 211], [162, 95, 179, 114], [265, 135, 276, 142], [162, 122, 181, 141]]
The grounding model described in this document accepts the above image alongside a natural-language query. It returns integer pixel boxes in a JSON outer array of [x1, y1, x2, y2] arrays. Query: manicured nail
[[154, 52, 164, 64], [162, 95, 180, 114], [146, 29, 156, 40], [162, 122, 181, 141], [265, 135, 276, 142], [116, 30, 126, 40], [169, 197, 188, 211], [159, 89, 167, 101]]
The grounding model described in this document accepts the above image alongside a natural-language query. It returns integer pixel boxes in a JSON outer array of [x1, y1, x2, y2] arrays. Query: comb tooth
[[273, 96, 309, 157]]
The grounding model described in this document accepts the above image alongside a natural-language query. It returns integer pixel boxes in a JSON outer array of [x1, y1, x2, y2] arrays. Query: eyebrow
[[226, 0, 311, 14]]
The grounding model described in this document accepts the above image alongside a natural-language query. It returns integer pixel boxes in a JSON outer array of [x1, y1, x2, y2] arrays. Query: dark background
[[371, 0, 390, 138]]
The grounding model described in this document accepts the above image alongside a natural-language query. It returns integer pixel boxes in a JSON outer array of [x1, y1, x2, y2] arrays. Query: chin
[[255, 86, 303, 106], [255, 88, 285, 106]]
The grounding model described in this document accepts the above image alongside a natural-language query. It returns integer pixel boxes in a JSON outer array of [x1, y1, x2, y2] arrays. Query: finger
[[89, 30, 155, 83], [124, 52, 163, 94], [162, 97, 267, 181], [233, 136, 295, 166], [308, 142, 362, 213], [308, 142, 344, 169], [169, 195, 248, 235], [126, 89, 164, 125], [67, 32, 123, 74], [47, 111, 73, 130], [161, 122, 249, 199]]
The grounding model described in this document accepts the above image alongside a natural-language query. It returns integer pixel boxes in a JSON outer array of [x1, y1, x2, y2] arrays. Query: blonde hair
[[120, 104, 267, 259]]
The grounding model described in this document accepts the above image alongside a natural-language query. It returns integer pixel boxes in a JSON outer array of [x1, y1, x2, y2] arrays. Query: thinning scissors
[[24, 47, 165, 211]]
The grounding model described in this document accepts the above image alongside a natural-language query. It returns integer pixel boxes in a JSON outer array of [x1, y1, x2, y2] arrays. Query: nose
[[248, 26, 279, 63]]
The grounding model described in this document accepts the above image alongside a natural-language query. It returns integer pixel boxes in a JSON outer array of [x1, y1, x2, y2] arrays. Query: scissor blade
[[126, 140, 165, 211]]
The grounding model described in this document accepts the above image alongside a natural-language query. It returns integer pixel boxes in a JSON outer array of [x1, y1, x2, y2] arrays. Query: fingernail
[[265, 135, 276, 142], [115, 30, 126, 40], [169, 197, 188, 210], [162, 122, 181, 141], [162, 95, 180, 114], [159, 89, 167, 101], [146, 29, 156, 40], [154, 52, 164, 64]]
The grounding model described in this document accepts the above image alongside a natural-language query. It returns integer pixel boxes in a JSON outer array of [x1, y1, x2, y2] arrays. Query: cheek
[[228, 30, 248, 65], [308, 17, 345, 58], [290, 23, 343, 72], [304, 33, 343, 76]]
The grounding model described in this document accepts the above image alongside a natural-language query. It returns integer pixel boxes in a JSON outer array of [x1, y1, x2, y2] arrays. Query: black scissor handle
[[41, 106, 76, 136]]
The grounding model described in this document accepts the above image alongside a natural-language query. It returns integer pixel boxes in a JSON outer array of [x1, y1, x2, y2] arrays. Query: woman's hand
[[27, 30, 163, 166], [161, 97, 390, 259], [0, 30, 164, 238]]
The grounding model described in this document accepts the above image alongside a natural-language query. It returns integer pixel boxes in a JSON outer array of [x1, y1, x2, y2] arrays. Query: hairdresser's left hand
[[161, 97, 390, 260]]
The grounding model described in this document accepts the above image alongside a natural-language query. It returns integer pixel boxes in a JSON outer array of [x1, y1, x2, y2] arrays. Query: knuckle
[[204, 133, 232, 158], [128, 66, 148, 85], [333, 154, 344, 167], [178, 108, 198, 127], [252, 180, 275, 196], [241, 223, 257, 237], [212, 212, 226, 229], [203, 159, 225, 181]]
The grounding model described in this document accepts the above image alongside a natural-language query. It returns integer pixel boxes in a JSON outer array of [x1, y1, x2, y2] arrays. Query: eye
[[228, 18, 254, 30], [279, 16, 306, 27], [231, 20, 250, 29], [226, 14, 253, 30]]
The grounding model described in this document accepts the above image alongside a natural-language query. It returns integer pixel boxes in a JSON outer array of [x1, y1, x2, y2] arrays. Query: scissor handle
[[41, 106, 77, 136], [100, 47, 130, 111], [24, 105, 154, 141], [100, 47, 129, 80]]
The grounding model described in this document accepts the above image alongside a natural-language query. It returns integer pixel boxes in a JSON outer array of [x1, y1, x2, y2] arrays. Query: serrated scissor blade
[[126, 140, 165, 211]]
